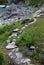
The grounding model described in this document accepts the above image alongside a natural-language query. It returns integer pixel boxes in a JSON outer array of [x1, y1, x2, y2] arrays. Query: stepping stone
[[25, 25, 28, 27], [11, 33, 17, 37], [13, 28, 19, 32], [8, 36, 12, 39], [15, 52, 23, 59], [21, 58, 31, 63], [21, 26, 26, 31], [30, 46, 35, 50], [6, 44, 17, 49], [12, 39, 16, 42]]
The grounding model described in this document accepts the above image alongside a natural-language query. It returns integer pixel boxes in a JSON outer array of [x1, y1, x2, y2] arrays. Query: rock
[[21, 26, 26, 31], [11, 41, 16, 45], [21, 58, 31, 63], [6, 44, 17, 49], [13, 28, 19, 32], [6, 39, 10, 44], [8, 52, 12, 56], [39, 53, 44, 58], [8, 36, 12, 39], [30, 46, 35, 50], [0, 5, 5, 8], [12, 39, 16, 42], [15, 52, 22, 59], [25, 24, 28, 27], [11, 33, 17, 37], [12, 48, 19, 52]]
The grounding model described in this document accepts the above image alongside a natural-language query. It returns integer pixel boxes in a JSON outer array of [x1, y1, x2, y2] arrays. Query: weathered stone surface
[[6, 44, 17, 49], [12, 48, 19, 52], [30, 46, 35, 50], [21, 58, 31, 63], [11, 41, 16, 45], [13, 28, 19, 32], [0, 3, 38, 25], [6, 39, 10, 44], [11, 33, 17, 37]]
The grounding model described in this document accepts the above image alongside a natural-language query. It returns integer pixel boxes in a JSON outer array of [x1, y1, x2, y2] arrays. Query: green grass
[[16, 16, 44, 64], [0, 19, 32, 42], [16, 16, 44, 46]]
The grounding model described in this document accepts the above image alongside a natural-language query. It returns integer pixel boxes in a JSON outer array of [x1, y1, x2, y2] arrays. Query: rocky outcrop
[[0, 3, 38, 25]]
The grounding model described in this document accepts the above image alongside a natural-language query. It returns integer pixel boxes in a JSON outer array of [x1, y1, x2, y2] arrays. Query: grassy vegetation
[[16, 16, 44, 47], [0, 19, 32, 42], [0, 15, 44, 65], [0, 52, 7, 65], [16, 16, 44, 65]]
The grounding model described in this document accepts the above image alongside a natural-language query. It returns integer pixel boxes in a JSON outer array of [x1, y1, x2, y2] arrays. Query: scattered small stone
[[30, 46, 35, 50], [12, 39, 16, 42], [8, 36, 12, 39], [11, 33, 17, 37], [21, 58, 31, 63], [21, 26, 26, 31], [12, 48, 19, 52], [13, 28, 19, 32]]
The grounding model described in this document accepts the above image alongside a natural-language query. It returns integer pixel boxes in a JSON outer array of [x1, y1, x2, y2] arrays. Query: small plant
[[0, 52, 7, 65], [16, 31, 36, 47], [32, 52, 40, 60]]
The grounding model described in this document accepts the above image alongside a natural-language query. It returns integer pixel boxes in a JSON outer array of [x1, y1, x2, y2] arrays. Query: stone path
[[6, 7, 44, 65]]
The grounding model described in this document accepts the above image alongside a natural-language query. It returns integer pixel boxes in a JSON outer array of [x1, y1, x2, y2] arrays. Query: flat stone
[[13, 28, 19, 32], [25, 24, 28, 27], [21, 58, 31, 63], [15, 52, 22, 59], [11, 33, 17, 37], [6, 44, 17, 49], [30, 46, 35, 50]]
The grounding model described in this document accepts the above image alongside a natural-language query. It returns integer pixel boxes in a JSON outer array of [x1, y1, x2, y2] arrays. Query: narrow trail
[[4, 7, 44, 65]]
